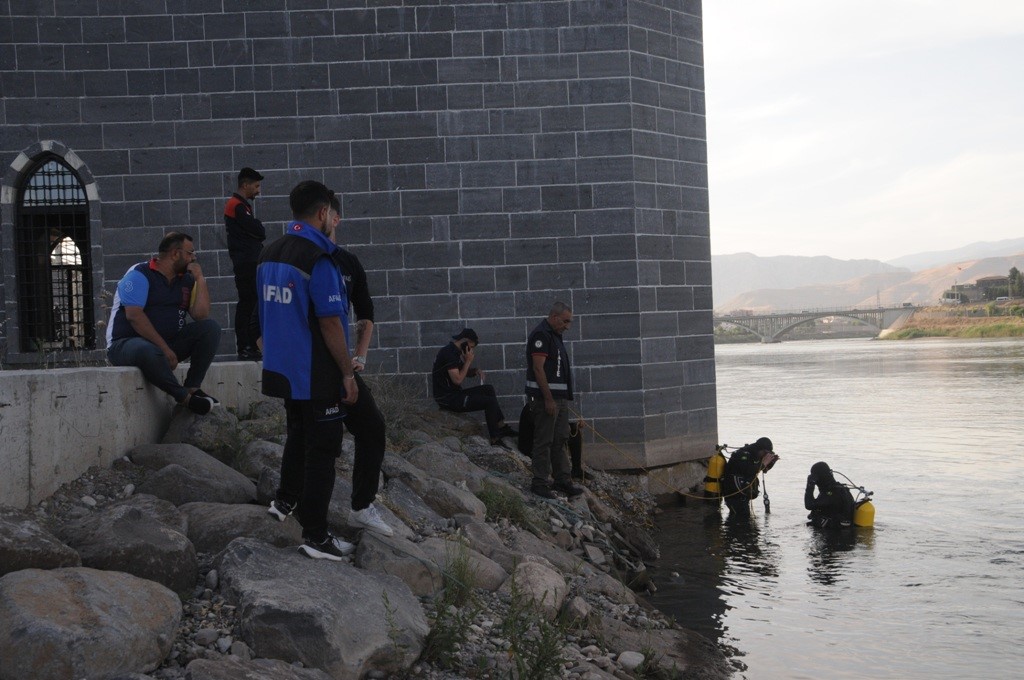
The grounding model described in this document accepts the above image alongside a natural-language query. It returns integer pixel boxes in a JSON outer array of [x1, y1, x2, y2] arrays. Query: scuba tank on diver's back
[[704, 445, 728, 498], [854, 497, 875, 527]]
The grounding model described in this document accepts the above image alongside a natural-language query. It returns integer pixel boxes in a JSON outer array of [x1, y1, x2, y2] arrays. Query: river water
[[648, 338, 1024, 679]]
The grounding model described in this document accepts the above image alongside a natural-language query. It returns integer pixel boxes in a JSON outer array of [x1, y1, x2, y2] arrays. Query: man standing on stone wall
[[224, 167, 265, 361], [525, 301, 583, 499], [106, 232, 220, 415], [258, 180, 359, 561]]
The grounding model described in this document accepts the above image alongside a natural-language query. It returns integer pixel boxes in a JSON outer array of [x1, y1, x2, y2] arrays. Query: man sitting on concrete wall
[[106, 232, 221, 415]]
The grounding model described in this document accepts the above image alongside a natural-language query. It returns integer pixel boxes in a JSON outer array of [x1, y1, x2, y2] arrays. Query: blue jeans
[[107, 319, 221, 402]]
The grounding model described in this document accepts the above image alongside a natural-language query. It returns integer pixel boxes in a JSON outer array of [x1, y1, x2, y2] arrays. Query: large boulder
[[499, 561, 568, 620], [107, 494, 189, 535], [398, 442, 490, 493], [381, 478, 447, 531], [508, 527, 589, 575], [0, 507, 80, 576], [353, 532, 442, 596], [382, 456, 485, 520], [184, 656, 332, 680], [178, 502, 302, 554], [130, 443, 256, 506], [418, 536, 508, 592], [217, 538, 428, 679], [162, 406, 240, 465], [0, 567, 181, 680], [56, 504, 197, 594], [233, 439, 284, 480]]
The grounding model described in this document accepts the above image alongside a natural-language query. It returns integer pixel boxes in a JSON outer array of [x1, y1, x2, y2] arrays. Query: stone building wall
[[0, 0, 716, 469]]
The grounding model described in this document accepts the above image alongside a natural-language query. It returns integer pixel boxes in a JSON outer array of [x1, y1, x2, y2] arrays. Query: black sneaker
[[531, 485, 557, 500], [298, 533, 354, 561], [193, 388, 219, 404], [238, 347, 263, 361], [497, 424, 518, 438], [267, 499, 297, 522], [185, 393, 213, 415], [553, 480, 585, 497]]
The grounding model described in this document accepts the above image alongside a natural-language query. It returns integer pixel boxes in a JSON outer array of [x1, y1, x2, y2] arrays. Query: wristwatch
[[353, 355, 366, 365]]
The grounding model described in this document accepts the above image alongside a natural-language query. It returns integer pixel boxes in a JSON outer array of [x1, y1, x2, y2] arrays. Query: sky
[[701, 0, 1024, 262]]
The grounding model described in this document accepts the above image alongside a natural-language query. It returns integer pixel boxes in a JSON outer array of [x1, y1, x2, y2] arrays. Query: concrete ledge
[[0, 362, 267, 509]]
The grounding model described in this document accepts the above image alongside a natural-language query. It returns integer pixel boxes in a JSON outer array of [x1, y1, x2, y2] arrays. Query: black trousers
[[278, 398, 344, 541], [345, 373, 387, 511], [233, 261, 258, 352], [437, 384, 504, 439]]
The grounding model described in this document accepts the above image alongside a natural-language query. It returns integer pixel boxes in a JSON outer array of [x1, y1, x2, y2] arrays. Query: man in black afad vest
[[722, 437, 779, 518], [805, 461, 855, 529], [525, 301, 583, 499], [224, 167, 265, 360]]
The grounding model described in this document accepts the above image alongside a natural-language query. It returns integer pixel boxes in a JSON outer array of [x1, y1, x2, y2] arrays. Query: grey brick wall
[[0, 0, 716, 469]]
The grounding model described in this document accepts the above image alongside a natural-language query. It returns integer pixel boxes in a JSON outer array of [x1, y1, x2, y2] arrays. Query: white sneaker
[[349, 503, 395, 537], [298, 533, 355, 561]]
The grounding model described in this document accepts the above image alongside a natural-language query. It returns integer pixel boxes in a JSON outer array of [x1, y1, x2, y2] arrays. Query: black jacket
[[224, 193, 266, 266]]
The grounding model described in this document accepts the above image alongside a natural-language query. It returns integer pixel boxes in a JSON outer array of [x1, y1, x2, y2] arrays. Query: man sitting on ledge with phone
[[432, 328, 517, 446]]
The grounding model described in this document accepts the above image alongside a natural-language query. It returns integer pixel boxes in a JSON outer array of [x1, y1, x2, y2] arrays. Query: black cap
[[452, 328, 479, 344], [238, 167, 264, 183], [753, 437, 773, 452]]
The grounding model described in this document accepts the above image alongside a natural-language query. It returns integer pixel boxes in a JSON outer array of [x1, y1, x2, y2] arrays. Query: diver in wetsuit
[[804, 461, 855, 529], [722, 437, 779, 518]]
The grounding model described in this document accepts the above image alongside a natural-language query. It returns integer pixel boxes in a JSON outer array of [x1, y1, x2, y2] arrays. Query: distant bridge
[[714, 306, 918, 343]]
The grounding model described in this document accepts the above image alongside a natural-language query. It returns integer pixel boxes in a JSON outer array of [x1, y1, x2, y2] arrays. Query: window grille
[[15, 158, 95, 352]]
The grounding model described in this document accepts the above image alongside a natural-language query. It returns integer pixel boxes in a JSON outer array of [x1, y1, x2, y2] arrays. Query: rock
[[233, 439, 284, 480], [131, 444, 256, 506], [353, 532, 442, 596], [499, 561, 567, 620], [617, 650, 645, 671], [56, 504, 197, 595], [552, 529, 574, 550], [586, 495, 619, 524], [215, 636, 232, 653], [0, 507, 81, 576], [183, 656, 332, 679], [398, 442, 490, 493], [382, 456, 485, 520], [417, 537, 508, 592], [581, 571, 637, 606], [217, 538, 428, 678], [108, 494, 189, 535], [82, 495, 98, 507], [508, 527, 589, 575], [583, 543, 607, 566], [611, 519, 660, 561], [205, 569, 218, 590], [229, 640, 252, 660], [256, 466, 279, 505], [162, 407, 240, 465], [237, 417, 286, 448], [195, 629, 219, 646], [594, 614, 730, 678], [178, 502, 302, 554], [244, 400, 283, 421], [456, 518, 507, 555], [561, 596, 594, 627], [380, 478, 447, 531], [0, 567, 180, 680]]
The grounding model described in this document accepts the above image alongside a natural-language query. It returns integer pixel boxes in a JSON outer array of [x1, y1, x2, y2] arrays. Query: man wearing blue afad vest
[[106, 232, 220, 415], [257, 180, 359, 561], [525, 301, 583, 500]]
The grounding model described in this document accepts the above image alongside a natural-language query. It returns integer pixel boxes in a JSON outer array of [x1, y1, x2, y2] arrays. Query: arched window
[[14, 157, 95, 351]]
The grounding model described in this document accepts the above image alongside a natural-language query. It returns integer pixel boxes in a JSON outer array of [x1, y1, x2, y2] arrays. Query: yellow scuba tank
[[704, 448, 727, 498], [854, 500, 875, 527]]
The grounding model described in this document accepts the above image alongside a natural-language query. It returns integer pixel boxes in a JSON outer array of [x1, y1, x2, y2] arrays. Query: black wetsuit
[[722, 445, 763, 517], [805, 480, 855, 529]]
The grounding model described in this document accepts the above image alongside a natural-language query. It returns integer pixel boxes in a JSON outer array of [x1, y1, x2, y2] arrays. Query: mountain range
[[713, 238, 1024, 313]]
